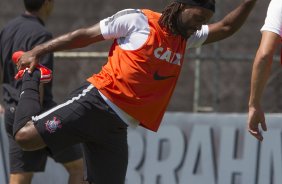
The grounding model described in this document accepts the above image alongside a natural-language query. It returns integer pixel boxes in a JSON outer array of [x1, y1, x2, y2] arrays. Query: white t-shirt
[[261, 0, 282, 37], [100, 9, 209, 50], [98, 9, 210, 127]]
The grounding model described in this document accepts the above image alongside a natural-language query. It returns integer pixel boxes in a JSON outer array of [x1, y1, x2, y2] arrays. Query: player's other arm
[[249, 31, 280, 108], [0, 61, 3, 114], [204, 0, 257, 44], [247, 31, 280, 141], [17, 23, 104, 72]]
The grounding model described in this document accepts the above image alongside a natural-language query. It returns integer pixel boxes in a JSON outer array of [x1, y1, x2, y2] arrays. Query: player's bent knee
[[15, 121, 46, 151]]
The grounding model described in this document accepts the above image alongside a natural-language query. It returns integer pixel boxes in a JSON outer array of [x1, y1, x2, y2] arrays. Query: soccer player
[[0, 0, 84, 184], [247, 0, 282, 141], [12, 0, 258, 183]]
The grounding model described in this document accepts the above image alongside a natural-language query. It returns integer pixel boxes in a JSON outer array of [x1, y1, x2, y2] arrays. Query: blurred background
[[1, 0, 280, 113]]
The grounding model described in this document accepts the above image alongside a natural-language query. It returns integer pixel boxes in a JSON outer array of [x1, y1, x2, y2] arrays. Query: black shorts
[[33, 82, 128, 184], [4, 104, 83, 173]]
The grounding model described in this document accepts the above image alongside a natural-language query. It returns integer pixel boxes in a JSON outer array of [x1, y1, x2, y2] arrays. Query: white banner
[[126, 113, 282, 184], [0, 113, 281, 184]]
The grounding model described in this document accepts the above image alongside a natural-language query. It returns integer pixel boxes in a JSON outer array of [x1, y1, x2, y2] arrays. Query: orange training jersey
[[88, 9, 187, 131]]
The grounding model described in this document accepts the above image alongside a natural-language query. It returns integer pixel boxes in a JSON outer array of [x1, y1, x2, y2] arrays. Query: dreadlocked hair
[[158, 2, 183, 35]]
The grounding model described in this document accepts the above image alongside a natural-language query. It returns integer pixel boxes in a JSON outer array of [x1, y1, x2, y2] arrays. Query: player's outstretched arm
[[204, 0, 257, 44], [17, 23, 104, 72]]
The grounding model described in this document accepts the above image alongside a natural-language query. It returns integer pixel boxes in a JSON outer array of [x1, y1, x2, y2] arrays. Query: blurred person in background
[[11, 0, 258, 183], [247, 0, 282, 141], [0, 0, 85, 184]]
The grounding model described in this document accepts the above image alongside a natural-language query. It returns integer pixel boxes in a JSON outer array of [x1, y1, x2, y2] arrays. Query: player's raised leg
[[13, 68, 51, 151]]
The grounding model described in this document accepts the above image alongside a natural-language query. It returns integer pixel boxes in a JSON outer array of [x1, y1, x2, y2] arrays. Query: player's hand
[[17, 51, 39, 73], [247, 106, 267, 141], [0, 104, 5, 115]]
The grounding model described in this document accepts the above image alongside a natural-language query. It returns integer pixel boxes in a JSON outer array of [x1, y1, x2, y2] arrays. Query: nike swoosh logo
[[153, 71, 175, 80], [20, 91, 25, 98]]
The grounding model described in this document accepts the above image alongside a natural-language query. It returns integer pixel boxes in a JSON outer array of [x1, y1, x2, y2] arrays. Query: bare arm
[[0, 58, 3, 86], [0, 104, 4, 114], [34, 23, 104, 53], [204, 0, 257, 44], [0, 60, 4, 114], [18, 23, 104, 72], [247, 31, 280, 141]]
